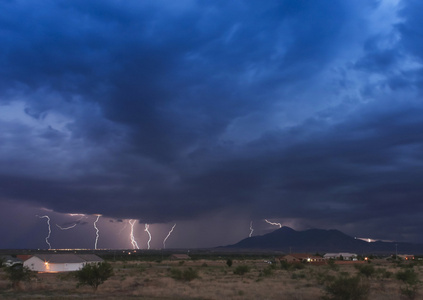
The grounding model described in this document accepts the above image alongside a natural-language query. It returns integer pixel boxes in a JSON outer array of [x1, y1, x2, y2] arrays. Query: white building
[[323, 253, 357, 260], [24, 254, 103, 272]]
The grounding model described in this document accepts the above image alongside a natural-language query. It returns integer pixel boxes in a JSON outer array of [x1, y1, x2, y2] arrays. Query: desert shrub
[[170, 268, 182, 279], [315, 272, 336, 285], [322, 275, 370, 300], [182, 268, 199, 281], [75, 262, 114, 291], [234, 265, 250, 275], [396, 269, 419, 285], [226, 259, 233, 267], [327, 259, 339, 271], [170, 267, 199, 281], [268, 262, 277, 270], [355, 264, 375, 278], [291, 272, 306, 280], [58, 271, 76, 281], [401, 262, 417, 269], [280, 260, 291, 270], [396, 269, 420, 299], [376, 268, 392, 279], [260, 266, 273, 277], [4, 265, 34, 290], [293, 262, 305, 270]]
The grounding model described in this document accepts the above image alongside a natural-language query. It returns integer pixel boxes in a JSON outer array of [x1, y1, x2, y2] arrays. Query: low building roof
[[324, 253, 357, 257]]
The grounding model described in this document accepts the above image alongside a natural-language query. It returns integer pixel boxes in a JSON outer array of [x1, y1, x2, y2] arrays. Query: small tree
[[75, 262, 114, 291], [4, 265, 34, 290], [226, 259, 233, 267]]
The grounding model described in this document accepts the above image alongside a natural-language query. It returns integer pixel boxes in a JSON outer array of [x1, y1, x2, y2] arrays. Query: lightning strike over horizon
[[145, 224, 152, 249], [56, 224, 77, 230], [163, 223, 176, 249], [265, 219, 282, 228], [37, 215, 52, 249], [93, 215, 101, 249], [128, 220, 140, 249], [356, 237, 377, 243], [55, 214, 87, 231], [249, 221, 254, 237]]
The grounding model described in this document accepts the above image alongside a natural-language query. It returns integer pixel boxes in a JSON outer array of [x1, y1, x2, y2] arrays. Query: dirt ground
[[0, 258, 420, 299]]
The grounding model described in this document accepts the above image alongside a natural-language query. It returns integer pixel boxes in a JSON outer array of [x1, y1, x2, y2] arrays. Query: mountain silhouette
[[224, 226, 423, 254]]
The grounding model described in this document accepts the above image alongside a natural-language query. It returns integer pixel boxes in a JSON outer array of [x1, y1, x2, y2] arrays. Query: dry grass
[[0, 259, 422, 299]]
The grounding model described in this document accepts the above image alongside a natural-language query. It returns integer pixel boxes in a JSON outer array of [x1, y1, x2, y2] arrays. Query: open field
[[1, 257, 422, 299]]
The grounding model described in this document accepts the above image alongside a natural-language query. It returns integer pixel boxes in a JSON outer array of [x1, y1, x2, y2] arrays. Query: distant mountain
[[224, 226, 423, 254]]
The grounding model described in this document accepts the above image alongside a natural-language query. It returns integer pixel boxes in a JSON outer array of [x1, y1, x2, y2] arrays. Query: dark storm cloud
[[2, 0, 423, 246]]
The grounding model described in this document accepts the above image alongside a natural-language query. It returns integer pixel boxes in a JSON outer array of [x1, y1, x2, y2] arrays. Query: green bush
[[355, 264, 375, 278], [396, 269, 420, 299], [291, 272, 306, 280], [181, 267, 199, 281], [396, 269, 419, 286], [375, 267, 392, 279], [4, 265, 34, 290], [170, 267, 199, 281], [280, 260, 291, 271], [327, 259, 339, 271], [322, 275, 370, 300], [226, 259, 233, 267], [293, 262, 305, 270], [315, 272, 335, 285], [260, 266, 273, 277], [233, 265, 250, 275], [75, 262, 114, 291]]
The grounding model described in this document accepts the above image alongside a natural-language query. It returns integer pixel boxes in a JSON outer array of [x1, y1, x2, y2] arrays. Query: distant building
[[23, 254, 103, 272], [279, 253, 325, 263], [170, 254, 191, 260], [17, 255, 33, 262], [324, 253, 357, 260], [398, 254, 414, 261]]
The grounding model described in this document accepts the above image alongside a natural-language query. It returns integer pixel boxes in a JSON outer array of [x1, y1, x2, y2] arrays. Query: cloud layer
[[1, 0, 423, 247]]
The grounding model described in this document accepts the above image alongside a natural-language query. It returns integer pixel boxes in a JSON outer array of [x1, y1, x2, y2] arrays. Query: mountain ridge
[[224, 226, 423, 254]]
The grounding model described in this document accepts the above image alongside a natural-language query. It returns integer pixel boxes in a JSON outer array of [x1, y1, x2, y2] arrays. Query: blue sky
[[1, 0, 423, 249]]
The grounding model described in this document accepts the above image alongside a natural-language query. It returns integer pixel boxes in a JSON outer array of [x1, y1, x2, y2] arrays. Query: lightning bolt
[[265, 219, 282, 228], [56, 224, 77, 230], [93, 215, 101, 249], [37, 215, 52, 249], [56, 214, 87, 230], [129, 220, 139, 249], [145, 224, 152, 249], [249, 221, 254, 237], [163, 224, 176, 249], [69, 213, 86, 221]]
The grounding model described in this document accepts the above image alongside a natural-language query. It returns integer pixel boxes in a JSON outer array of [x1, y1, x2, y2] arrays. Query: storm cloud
[[1, 0, 423, 248]]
